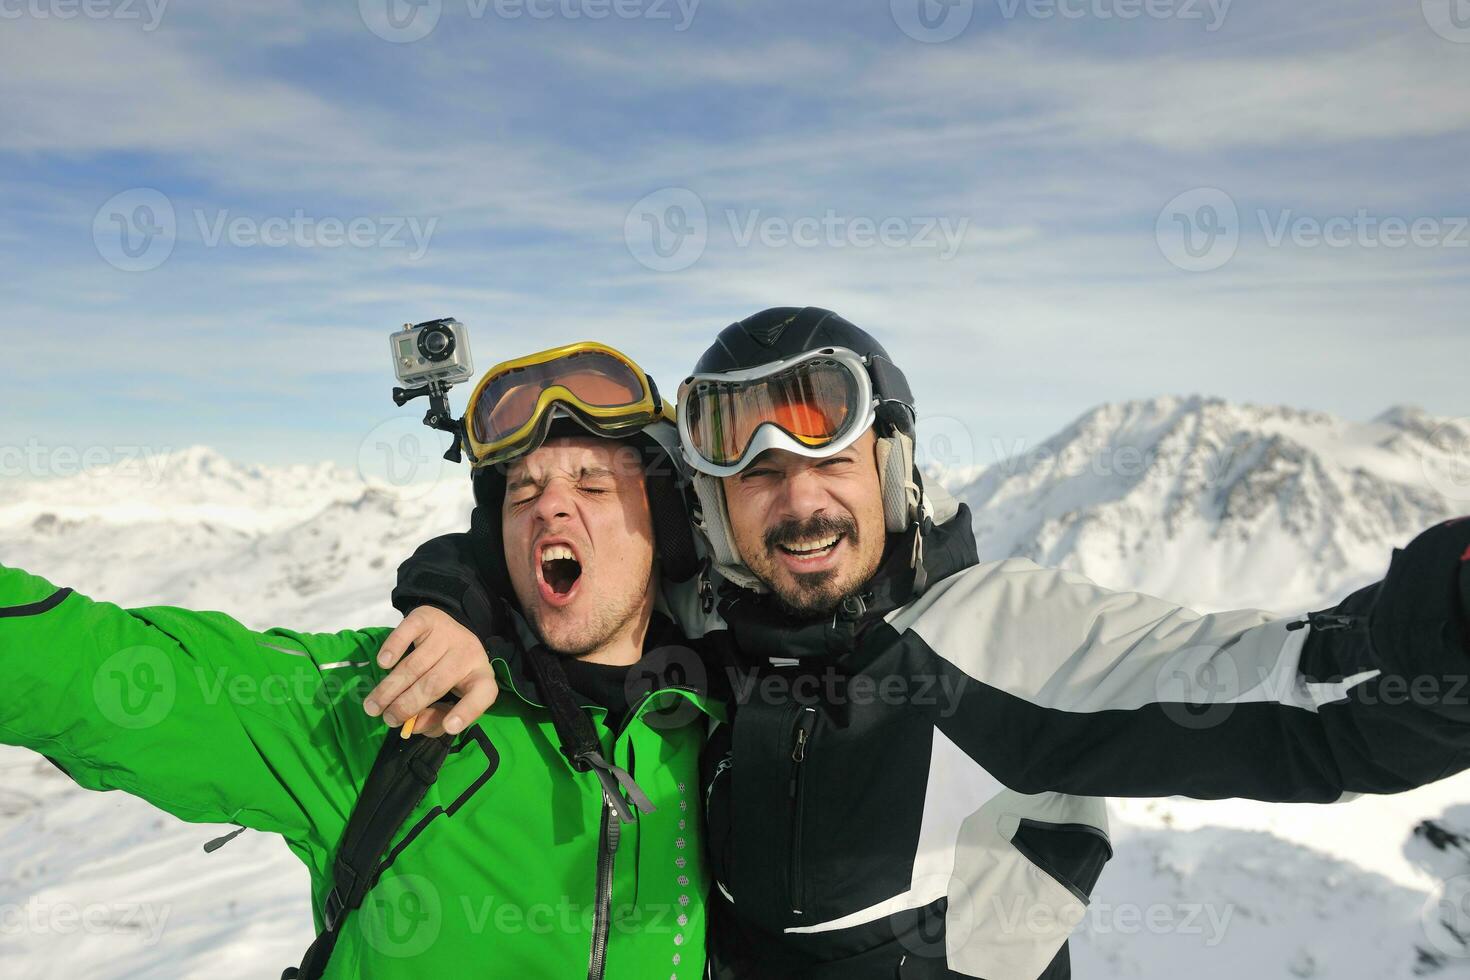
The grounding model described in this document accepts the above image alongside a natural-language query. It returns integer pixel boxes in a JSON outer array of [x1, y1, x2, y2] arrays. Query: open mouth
[[539, 542, 584, 600], [777, 533, 844, 563]]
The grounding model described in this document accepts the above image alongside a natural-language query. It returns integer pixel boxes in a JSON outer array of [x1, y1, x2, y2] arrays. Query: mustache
[[763, 514, 859, 553]]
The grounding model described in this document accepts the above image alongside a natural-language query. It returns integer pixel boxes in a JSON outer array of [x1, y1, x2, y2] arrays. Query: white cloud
[[861, 31, 1470, 151]]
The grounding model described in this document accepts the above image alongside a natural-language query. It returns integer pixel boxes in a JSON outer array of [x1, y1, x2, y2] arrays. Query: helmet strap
[[910, 521, 929, 596]]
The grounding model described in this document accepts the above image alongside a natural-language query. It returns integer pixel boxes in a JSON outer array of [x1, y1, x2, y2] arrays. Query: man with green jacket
[[0, 342, 718, 979]]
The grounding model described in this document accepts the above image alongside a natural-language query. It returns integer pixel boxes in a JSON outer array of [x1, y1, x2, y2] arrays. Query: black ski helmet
[[468, 413, 700, 606]]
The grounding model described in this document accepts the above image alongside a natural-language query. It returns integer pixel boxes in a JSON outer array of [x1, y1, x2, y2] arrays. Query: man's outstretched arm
[[0, 562, 392, 848], [903, 519, 1470, 802]]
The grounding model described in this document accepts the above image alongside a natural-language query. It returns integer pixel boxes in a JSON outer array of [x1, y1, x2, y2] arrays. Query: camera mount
[[392, 380, 466, 464]]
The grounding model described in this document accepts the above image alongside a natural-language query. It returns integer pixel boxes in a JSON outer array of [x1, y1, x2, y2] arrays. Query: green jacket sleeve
[[0, 562, 393, 853]]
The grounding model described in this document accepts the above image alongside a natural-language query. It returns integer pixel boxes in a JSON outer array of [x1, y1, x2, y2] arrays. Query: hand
[[364, 606, 501, 737], [1370, 518, 1470, 668]]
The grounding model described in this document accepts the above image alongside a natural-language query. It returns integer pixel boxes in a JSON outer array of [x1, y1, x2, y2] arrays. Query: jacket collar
[[717, 504, 978, 663], [493, 612, 710, 707]]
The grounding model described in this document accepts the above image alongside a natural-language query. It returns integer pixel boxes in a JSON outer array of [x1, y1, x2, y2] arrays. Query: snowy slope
[[3, 403, 1470, 978]]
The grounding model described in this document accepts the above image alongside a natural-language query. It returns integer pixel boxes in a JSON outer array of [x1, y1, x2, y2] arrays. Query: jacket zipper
[[788, 705, 818, 915], [588, 797, 621, 980]]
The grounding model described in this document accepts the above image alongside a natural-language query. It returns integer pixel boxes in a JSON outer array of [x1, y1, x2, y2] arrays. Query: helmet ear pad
[[689, 473, 736, 566], [646, 465, 700, 582], [471, 466, 517, 604], [875, 429, 919, 534]]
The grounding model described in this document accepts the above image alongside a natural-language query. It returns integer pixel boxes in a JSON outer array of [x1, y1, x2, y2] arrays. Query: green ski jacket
[[0, 563, 717, 978]]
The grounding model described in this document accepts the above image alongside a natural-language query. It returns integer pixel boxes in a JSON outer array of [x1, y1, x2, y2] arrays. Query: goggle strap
[[874, 399, 914, 436], [867, 354, 914, 409]]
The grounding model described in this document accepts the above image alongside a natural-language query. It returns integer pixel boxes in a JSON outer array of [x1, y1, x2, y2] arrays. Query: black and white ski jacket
[[393, 510, 1470, 980]]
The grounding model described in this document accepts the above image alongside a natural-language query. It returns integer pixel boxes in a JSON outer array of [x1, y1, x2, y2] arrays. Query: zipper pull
[[791, 706, 817, 762], [202, 826, 246, 853], [789, 707, 816, 797], [1286, 613, 1366, 632], [792, 727, 809, 763]]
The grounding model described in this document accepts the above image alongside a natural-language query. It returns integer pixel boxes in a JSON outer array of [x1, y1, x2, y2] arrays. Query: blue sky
[[2, 0, 1467, 479]]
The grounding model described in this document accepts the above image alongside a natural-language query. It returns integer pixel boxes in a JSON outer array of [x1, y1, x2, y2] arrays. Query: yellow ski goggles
[[462, 341, 671, 467]]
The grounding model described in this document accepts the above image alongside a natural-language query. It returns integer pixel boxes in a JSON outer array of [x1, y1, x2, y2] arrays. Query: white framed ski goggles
[[676, 347, 911, 477]]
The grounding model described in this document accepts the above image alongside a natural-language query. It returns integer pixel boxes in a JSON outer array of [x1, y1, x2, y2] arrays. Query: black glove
[[391, 522, 508, 645], [1369, 518, 1470, 678]]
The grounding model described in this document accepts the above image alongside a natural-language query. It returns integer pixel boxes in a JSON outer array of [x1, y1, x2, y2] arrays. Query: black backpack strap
[[282, 732, 453, 980], [523, 644, 655, 823]]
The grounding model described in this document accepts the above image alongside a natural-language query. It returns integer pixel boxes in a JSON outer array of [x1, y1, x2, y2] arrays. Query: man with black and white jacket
[[387, 307, 1470, 979]]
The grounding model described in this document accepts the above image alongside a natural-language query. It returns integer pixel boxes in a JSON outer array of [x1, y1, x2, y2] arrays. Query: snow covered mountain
[[0, 446, 474, 630], [950, 397, 1468, 613], [3, 402, 1470, 978]]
